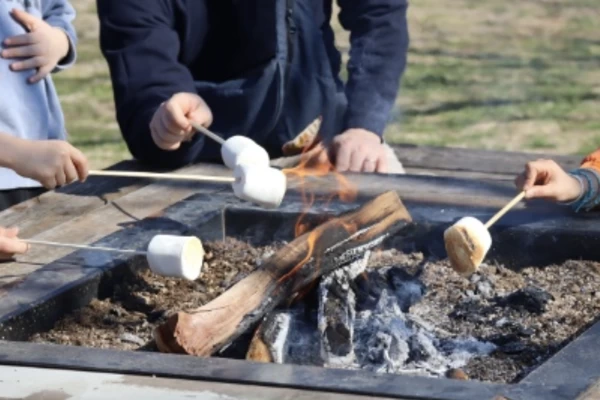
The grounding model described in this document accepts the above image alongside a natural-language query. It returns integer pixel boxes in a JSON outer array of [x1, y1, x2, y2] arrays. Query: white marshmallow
[[146, 235, 205, 281], [221, 136, 270, 169], [443, 216, 492, 276], [232, 164, 287, 209]]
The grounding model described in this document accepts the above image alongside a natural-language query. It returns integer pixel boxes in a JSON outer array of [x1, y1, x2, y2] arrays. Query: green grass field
[[58, 0, 600, 169]]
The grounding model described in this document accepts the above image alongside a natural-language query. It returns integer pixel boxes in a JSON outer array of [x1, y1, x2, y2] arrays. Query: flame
[[283, 126, 358, 237], [278, 119, 359, 290]]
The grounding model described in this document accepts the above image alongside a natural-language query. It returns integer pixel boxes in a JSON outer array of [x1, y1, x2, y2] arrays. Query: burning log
[[154, 191, 412, 357]]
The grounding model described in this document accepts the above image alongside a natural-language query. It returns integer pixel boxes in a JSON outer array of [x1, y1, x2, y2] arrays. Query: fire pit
[[1, 173, 600, 400]]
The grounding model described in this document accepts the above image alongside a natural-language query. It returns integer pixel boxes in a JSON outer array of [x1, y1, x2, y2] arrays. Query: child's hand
[[150, 93, 213, 151], [1, 8, 71, 83], [515, 159, 582, 202], [0, 227, 28, 260], [12, 140, 89, 189]]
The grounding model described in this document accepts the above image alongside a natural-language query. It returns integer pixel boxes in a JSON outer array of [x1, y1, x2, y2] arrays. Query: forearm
[[338, 0, 409, 136], [566, 148, 600, 212], [43, 0, 77, 70], [0, 133, 26, 171], [97, 0, 205, 168]]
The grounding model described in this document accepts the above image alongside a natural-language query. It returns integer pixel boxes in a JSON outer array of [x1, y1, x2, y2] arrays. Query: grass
[[58, 0, 600, 168]]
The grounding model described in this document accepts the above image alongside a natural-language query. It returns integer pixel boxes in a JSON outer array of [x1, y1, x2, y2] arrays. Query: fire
[[283, 140, 358, 237], [277, 119, 359, 287]]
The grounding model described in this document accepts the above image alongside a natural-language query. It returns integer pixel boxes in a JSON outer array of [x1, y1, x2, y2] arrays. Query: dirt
[[31, 240, 600, 384], [30, 238, 282, 351]]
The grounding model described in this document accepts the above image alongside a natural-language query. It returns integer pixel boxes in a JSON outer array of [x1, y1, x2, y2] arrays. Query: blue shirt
[[0, 0, 77, 189]]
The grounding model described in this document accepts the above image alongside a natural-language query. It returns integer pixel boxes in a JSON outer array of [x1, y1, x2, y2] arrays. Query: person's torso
[[173, 0, 345, 158], [0, 0, 68, 190]]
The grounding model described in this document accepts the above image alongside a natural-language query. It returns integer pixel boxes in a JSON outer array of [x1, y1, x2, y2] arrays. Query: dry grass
[[58, 0, 600, 168]]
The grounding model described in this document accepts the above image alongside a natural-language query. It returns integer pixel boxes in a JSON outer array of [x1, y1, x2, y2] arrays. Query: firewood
[[246, 323, 273, 363], [154, 191, 412, 357]]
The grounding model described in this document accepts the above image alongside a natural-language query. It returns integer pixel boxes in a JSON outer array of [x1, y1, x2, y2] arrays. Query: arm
[[42, 0, 77, 70], [337, 0, 409, 137], [96, 0, 207, 168]]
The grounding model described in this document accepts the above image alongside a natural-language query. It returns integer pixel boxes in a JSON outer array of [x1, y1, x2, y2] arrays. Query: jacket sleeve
[[337, 0, 409, 137], [43, 0, 77, 71], [580, 148, 600, 173], [96, 0, 207, 168]]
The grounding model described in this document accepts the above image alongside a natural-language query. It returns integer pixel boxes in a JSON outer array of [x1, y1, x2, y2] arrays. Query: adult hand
[[0, 227, 28, 260], [515, 159, 582, 202], [150, 93, 213, 151], [330, 129, 387, 173], [12, 139, 89, 189], [1, 8, 71, 83]]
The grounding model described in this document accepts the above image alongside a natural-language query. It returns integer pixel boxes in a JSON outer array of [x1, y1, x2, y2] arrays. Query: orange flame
[[278, 119, 359, 290], [283, 134, 358, 238]]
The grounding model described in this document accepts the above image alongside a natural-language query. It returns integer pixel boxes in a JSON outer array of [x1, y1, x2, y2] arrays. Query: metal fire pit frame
[[1, 174, 600, 400]]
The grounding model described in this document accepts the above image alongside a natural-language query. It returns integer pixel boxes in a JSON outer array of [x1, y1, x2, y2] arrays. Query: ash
[[260, 251, 496, 378]]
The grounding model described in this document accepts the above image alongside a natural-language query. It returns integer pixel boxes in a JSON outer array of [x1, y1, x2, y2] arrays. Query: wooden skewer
[[23, 239, 146, 256], [190, 121, 225, 145], [484, 191, 526, 229], [88, 170, 235, 184]]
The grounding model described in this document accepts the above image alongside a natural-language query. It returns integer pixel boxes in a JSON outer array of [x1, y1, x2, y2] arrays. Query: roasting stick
[[87, 166, 287, 209], [23, 238, 145, 255], [484, 191, 526, 229], [189, 121, 225, 145], [443, 191, 526, 276], [23, 235, 206, 281], [88, 170, 234, 183], [188, 121, 270, 169]]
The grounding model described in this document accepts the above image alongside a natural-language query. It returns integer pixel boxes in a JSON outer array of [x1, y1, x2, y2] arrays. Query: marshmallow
[[146, 235, 205, 281], [232, 164, 287, 209], [443, 216, 491, 276], [221, 136, 270, 169]]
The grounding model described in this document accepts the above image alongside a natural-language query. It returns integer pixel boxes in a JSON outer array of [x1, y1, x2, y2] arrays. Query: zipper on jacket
[[264, 0, 296, 137], [285, 0, 296, 88]]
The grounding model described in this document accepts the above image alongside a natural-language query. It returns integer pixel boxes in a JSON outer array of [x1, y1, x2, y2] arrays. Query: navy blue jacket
[[97, 0, 409, 168]]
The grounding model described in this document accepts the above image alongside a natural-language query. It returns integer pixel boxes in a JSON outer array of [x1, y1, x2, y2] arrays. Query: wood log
[[154, 191, 412, 356]]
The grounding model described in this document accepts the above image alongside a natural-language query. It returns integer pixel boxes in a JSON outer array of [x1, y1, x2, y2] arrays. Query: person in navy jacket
[[96, 0, 409, 173]]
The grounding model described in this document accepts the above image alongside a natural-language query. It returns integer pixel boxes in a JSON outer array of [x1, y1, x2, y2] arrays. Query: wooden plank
[[0, 365, 406, 400], [392, 143, 582, 175], [0, 160, 144, 238], [577, 379, 600, 400], [404, 166, 514, 181], [0, 163, 232, 295]]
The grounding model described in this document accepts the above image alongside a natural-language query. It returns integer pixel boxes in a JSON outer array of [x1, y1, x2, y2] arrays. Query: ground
[[60, 0, 600, 169]]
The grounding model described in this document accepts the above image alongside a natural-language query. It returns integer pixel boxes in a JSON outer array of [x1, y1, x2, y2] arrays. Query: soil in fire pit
[[31, 240, 600, 384], [31, 238, 283, 351]]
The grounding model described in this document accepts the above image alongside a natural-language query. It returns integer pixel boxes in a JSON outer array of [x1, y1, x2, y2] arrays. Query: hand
[[515, 159, 582, 202], [150, 93, 213, 151], [12, 140, 89, 189], [330, 129, 387, 173], [1, 8, 71, 83], [0, 227, 28, 260]]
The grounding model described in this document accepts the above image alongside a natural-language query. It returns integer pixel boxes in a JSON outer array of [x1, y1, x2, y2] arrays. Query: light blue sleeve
[[42, 0, 77, 71]]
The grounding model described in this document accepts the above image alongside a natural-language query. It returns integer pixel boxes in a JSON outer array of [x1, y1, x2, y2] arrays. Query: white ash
[[317, 251, 370, 366], [261, 312, 290, 363], [261, 255, 496, 378]]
